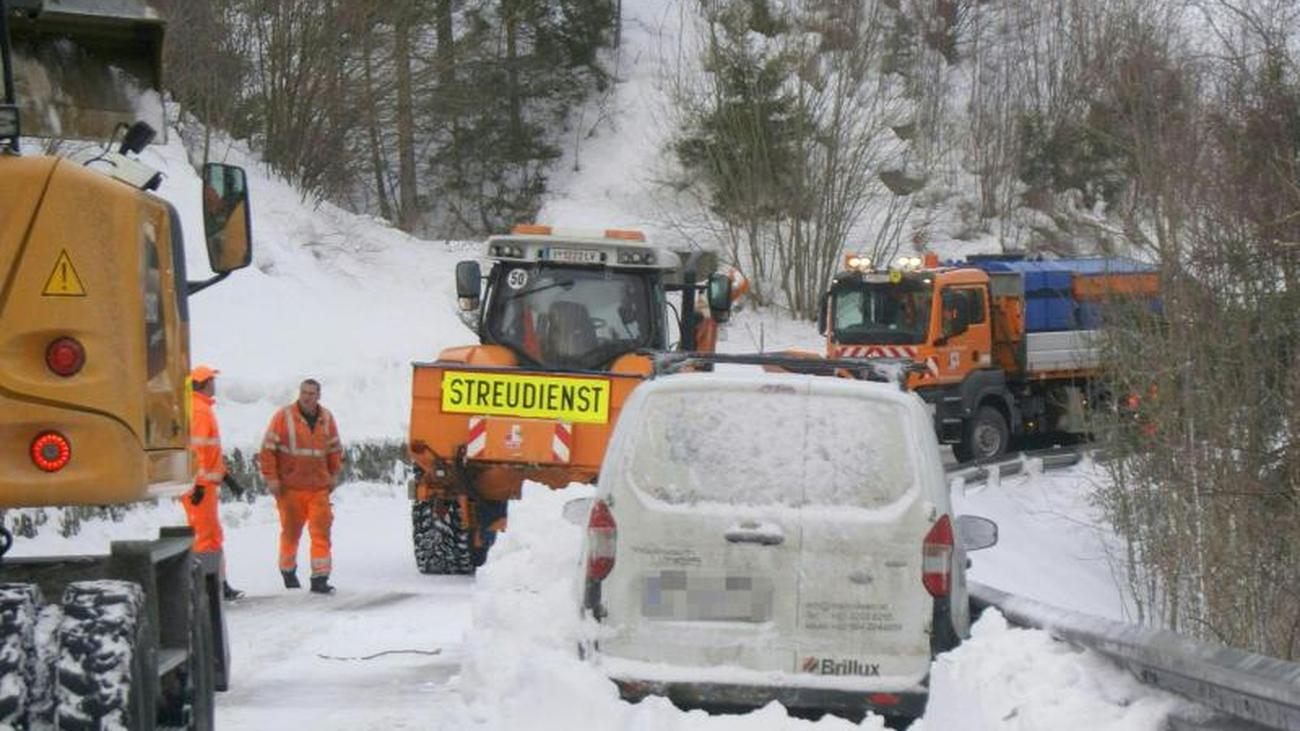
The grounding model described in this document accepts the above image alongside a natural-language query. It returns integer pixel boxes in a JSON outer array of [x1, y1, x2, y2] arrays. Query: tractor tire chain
[[56, 580, 146, 731], [412, 498, 474, 575]]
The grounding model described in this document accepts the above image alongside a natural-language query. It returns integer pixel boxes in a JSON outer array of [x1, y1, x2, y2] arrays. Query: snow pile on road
[[919, 610, 1184, 730]]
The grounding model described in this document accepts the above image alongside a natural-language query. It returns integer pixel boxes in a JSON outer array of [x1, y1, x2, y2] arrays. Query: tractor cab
[[455, 225, 733, 371]]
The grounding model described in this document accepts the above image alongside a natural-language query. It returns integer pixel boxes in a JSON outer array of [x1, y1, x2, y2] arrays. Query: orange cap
[[190, 365, 220, 383]]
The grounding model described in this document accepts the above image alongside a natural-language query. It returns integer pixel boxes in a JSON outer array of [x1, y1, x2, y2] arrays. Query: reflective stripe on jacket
[[259, 404, 343, 490], [190, 391, 226, 486]]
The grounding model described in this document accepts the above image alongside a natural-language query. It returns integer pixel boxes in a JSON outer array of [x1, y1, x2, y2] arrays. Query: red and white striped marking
[[834, 345, 918, 359], [466, 416, 487, 459], [926, 356, 940, 377], [552, 422, 573, 463]]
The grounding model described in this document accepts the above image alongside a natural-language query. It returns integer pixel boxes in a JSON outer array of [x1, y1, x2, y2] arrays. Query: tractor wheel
[[158, 560, 216, 730], [412, 498, 474, 575], [0, 583, 43, 728], [956, 405, 1010, 463], [56, 581, 153, 731]]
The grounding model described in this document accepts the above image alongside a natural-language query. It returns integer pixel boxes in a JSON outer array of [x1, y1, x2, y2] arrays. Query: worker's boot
[[222, 581, 245, 601], [310, 575, 335, 595], [281, 570, 301, 589]]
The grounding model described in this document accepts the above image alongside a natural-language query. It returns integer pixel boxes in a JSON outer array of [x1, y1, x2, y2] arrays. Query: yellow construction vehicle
[[1, 1, 252, 727]]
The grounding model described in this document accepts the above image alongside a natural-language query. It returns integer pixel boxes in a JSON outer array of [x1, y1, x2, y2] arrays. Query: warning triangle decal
[[42, 250, 87, 297]]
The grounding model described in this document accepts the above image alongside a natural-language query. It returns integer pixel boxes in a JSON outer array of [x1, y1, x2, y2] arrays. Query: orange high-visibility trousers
[[181, 484, 224, 554], [276, 489, 333, 577]]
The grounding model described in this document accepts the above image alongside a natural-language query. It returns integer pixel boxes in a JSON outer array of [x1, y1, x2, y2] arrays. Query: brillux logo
[[801, 656, 881, 677]]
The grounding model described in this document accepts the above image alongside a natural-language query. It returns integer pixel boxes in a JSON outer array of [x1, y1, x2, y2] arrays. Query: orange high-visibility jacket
[[191, 391, 226, 487], [260, 405, 343, 491]]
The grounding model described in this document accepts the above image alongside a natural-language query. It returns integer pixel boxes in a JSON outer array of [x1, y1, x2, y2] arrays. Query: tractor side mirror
[[957, 515, 998, 551], [201, 163, 253, 275], [817, 295, 829, 335], [456, 260, 482, 311], [706, 273, 732, 323]]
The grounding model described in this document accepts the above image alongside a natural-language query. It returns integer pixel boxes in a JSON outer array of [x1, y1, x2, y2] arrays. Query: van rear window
[[627, 387, 914, 508]]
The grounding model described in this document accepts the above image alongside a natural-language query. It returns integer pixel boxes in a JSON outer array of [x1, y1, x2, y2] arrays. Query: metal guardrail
[[970, 582, 1300, 730], [945, 444, 1094, 483], [957, 450, 1300, 727]]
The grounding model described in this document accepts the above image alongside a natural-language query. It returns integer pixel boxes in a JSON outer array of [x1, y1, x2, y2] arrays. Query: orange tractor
[[408, 225, 738, 573]]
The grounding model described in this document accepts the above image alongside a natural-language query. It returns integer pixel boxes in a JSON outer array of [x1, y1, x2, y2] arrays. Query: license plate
[[548, 247, 603, 264], [441, 371, 611, 424]]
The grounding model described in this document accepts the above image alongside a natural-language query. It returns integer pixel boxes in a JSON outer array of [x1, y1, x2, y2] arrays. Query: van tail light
[[46, 337, 86, 377], [922, 514, 953, 597], [31, 431, 72, 472], [586, 500, 617, 582]]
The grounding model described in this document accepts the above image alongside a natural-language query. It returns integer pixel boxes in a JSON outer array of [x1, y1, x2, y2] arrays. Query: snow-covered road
[[215, 487, 469, 729]]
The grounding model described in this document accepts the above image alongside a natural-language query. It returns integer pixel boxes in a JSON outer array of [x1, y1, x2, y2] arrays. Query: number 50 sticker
[[506, 269, 529, 290]]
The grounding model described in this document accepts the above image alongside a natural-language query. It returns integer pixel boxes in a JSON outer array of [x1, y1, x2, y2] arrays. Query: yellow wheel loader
[[0, 2, 252, 727]]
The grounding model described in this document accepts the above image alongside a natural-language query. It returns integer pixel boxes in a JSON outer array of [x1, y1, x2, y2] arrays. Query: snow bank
[[919, 610, 1183, 730]]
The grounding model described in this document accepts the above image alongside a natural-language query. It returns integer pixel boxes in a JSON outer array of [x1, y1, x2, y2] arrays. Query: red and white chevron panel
[[466, 416, 487, 459], [834, 345, 918, 359], [552, 422, 573, 463]]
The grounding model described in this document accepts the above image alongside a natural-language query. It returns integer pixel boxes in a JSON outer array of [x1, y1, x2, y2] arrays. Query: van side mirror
[[456, 260, 482, 311], [957, 515, 998, 551], [706, 273, 732, 322], [201, 163, 252, 275]]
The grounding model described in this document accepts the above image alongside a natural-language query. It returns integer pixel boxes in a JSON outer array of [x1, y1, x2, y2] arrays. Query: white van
[[576, 371, 997, 722]]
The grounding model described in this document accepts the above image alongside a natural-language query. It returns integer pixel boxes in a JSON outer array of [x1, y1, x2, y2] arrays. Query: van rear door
[[599, 379, 808, 675], [795, 386, 933, 685]]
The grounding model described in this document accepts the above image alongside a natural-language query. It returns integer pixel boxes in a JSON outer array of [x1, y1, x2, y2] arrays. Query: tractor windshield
[[486, 264, 658, 370], [832, 280, 933, 345]]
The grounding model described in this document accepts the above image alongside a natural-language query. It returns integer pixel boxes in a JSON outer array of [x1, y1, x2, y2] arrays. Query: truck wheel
[[56, 581, 152, 731], [412, 498, 474, 575], [159, 560, 216, 730], [959, 406, 1009, 462], [0, 583, 43, 727]]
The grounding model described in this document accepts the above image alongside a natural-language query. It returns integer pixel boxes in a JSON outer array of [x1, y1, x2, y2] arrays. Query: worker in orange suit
[[186, 365, 245, 601], [259, 378, 344, 594]]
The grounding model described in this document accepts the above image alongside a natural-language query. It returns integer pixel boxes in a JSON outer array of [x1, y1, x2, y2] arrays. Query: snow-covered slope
[[141, 131, 476, 450]]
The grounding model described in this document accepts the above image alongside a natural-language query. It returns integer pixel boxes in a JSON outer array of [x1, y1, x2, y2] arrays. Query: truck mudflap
[[0, 526, 224, 729]]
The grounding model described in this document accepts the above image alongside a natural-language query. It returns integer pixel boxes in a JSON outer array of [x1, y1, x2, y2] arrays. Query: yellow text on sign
[[42, 250, 87, 297], [441, 371, 611, 424]]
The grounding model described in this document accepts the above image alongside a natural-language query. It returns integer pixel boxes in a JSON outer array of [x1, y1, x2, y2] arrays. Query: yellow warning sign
[[42, 250, 86, 297]]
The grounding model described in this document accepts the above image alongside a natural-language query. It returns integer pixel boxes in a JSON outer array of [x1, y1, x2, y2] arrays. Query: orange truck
[[408, 225, 737, 574], [818, 253, 1159, 461]]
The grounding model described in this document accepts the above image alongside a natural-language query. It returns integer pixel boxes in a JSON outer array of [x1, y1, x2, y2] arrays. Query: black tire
[[412, 498, 474, 575], [159, 560, 216, 730], [956, 405, 1010, 462], [0, 583, 43, 727], [56, 580, 152, 731]]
